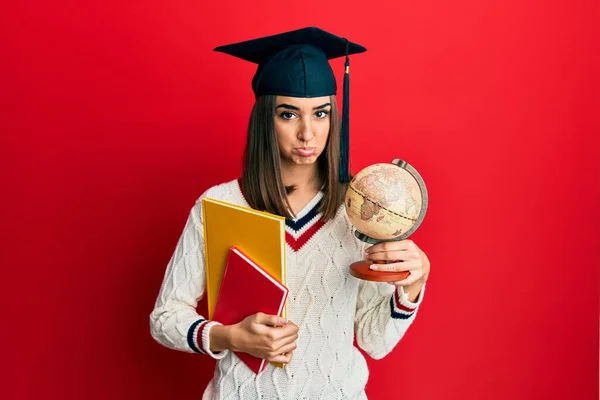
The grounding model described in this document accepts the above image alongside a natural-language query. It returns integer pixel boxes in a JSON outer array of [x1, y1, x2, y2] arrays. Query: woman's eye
[[280, 111, 296, 120], [315, 110, 329, 119]]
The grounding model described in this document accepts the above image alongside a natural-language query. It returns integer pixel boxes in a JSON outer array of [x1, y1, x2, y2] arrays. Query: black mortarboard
[[214, 27, 367, 183]]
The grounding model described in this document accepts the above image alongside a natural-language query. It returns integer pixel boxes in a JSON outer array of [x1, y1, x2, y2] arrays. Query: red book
[[212, 247, 289, 374]]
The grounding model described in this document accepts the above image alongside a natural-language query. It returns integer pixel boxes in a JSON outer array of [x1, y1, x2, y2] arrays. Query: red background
[[2, 1, 598, 399]]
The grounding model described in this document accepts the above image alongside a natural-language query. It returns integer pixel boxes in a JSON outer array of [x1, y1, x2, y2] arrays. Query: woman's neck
[[280, 162, 322, 215], [280, 163, 322, 192]]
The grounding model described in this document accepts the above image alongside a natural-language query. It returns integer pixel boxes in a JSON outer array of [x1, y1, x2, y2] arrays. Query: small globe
[[345, 160, 427, 242]]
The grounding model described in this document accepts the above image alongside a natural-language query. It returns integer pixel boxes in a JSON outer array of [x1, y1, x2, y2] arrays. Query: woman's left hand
[[364, 239, 430, 298]]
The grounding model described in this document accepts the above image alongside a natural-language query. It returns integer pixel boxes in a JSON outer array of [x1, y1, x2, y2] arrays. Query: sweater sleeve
[[354, 278, 425, 360], [149, 195, 228, 360]]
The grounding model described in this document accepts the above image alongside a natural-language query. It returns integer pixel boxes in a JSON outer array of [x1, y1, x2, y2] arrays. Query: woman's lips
[[295, 147, 316, 157]]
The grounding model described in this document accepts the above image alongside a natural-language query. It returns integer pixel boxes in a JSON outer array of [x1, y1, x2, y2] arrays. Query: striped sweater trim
[[390, 289, 417, 320], [235, 179, 326, 252], [394, 288, 417, 313], [187, 319, 205, 353], [286, 212, 322, 238], [285, 196, 327, 252], [286, 218, 326, 251], [286, 199, 323, 231]]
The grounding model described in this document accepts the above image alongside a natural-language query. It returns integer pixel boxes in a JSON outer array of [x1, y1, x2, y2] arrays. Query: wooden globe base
[[349, 260, 410, 282]]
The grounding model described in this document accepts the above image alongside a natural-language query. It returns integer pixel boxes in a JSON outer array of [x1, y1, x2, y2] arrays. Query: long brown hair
[[240, 95, 347, 221]]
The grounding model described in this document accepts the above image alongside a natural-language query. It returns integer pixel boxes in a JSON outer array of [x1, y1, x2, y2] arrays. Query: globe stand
[[349, 260, 410, 282], [349, 233, 411, 282], [347, 158, 428, 283]]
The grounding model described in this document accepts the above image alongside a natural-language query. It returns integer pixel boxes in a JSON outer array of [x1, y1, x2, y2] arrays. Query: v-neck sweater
[[150, 180, 425, 399]]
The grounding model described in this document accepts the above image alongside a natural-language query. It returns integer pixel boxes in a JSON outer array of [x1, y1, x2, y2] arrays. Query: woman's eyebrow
[[313, 103, 331, 110], [275, 103, 331, 111], [276, 104, 300, 110]]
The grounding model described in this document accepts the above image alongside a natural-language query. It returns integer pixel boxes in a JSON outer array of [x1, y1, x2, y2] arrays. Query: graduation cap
[[214, 27, 367, 183]]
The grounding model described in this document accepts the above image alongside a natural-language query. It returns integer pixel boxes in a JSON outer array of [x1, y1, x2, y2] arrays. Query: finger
[[274, 327, 300, 344], [254, 312, 288, 327], [280, 323, 299, 337], [275, 341, 298, 355], [391, 270, 423, 286], [365, 240, 418, 254], [369, 260, 421, 272], [366, 249, 421, 262], [263, 323, 299, 342], [269, 351, 294, 364]]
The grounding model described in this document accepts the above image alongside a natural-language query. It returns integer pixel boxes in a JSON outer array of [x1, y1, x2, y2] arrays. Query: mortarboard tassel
[[339, 39, 351, 183]]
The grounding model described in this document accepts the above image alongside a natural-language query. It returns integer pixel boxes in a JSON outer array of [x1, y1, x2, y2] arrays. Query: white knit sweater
[[150, 180, 425, 400]]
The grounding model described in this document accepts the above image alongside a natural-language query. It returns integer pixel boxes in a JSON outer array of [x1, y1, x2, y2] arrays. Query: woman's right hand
[[212, 312, 299, 364]]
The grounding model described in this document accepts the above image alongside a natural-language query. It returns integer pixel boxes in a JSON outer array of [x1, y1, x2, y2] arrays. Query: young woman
[[150, 27, 430, 399]]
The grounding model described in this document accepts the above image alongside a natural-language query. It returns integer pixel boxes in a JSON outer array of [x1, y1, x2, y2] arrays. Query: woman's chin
[[291, 155, 318, 165]]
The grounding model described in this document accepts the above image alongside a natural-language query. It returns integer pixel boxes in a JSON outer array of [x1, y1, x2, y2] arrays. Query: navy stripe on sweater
[[187, 319, 204, 353], [389, 296, 415, 320], [286, 199, 323, 232]]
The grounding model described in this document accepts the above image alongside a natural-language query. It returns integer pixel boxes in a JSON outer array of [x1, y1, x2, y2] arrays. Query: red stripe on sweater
[[394, 289, 417, 313], [286, 219, 326, 252], [196, 320, 210, 354]]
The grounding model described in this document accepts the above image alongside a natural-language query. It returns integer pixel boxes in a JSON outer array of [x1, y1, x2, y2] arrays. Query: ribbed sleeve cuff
[[187, 319, 229, 360], [390, 284, 425, 320]]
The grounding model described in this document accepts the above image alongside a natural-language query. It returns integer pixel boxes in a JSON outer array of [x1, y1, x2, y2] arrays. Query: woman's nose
[[297, 118, 314, 142]]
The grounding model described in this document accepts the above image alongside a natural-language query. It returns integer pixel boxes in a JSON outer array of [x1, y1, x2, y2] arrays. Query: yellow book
[[201, 198, 287, 321]]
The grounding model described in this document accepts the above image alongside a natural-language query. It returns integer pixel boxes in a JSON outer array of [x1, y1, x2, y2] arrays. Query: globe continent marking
[[345, 163, 423, 241]]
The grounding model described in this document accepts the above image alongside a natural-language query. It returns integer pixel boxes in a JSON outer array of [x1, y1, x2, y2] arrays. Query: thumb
[[254, 312, 287, 327]]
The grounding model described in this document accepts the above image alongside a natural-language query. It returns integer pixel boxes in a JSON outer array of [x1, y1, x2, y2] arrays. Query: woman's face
[[274, 96, 331, 167]]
